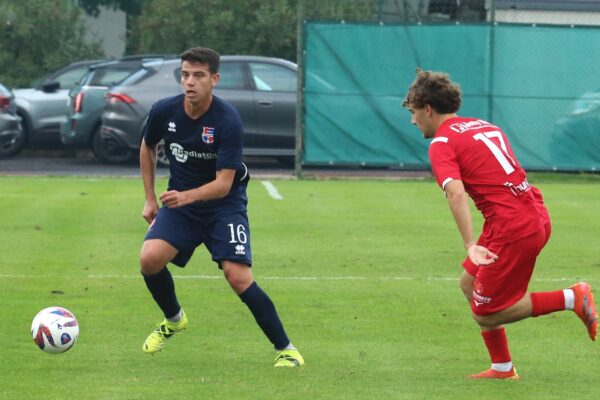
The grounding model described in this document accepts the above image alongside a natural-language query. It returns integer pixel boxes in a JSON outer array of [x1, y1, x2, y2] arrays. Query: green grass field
[[1, 174, 598, 399]]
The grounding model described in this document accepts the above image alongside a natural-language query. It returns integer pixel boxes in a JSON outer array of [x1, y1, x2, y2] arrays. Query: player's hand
[[142, 200, 159, 224], [467, 244, 498, 266], [159, 190, 192, 208]]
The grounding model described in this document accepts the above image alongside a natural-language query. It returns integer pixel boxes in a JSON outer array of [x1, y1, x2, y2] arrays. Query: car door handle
[[258, 101, 272, 106]]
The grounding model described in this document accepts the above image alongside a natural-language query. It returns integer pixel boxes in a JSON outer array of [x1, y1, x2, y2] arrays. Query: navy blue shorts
[[145, 206, 252, 268]]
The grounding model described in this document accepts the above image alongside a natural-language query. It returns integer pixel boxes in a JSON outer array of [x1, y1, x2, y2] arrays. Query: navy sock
[[142, 267, 180, 319], [239, 281, 290, 350]]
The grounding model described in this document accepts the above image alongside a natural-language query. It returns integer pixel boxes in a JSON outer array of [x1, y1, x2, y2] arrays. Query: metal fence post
[[295, 0, 305, 178]]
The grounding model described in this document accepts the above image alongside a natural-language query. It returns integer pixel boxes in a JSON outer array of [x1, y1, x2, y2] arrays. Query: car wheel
[[0, 116, 27, 157], [156, 139, 170, 167], [92, 126, 134, 163]]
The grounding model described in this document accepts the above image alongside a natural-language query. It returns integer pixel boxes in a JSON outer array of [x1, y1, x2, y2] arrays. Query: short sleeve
[[216, 118, 243, 171], [143, 104, 162, 146], [428, 137, 461, 190]]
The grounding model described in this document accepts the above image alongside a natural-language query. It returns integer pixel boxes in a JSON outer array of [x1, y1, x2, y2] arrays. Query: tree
[[128, 0, 377, 61], [0, 0, 103, 88]]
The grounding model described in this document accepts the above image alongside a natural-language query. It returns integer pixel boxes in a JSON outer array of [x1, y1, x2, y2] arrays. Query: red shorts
[[463, 221, 552, 316]]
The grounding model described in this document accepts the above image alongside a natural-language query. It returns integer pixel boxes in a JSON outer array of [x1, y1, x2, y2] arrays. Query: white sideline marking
[[0, 273, 590, 283], [261, 180, 283, 200]]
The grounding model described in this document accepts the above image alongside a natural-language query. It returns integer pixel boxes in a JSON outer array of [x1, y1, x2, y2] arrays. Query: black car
[[100, 56, 298, 165]]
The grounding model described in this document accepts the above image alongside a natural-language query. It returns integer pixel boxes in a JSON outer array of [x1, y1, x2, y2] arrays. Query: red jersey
[[428, 117, 549, 242]]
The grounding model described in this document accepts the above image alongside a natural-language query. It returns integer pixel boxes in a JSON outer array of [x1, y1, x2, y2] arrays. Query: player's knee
[[139, 249, 164, 275], [224, 271, 248, 292], [472, 313, 499, 328], [223, 265, 253, 293]]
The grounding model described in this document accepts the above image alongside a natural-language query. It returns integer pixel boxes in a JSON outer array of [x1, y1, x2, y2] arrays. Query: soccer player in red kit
[[403, 69, 597, 379]]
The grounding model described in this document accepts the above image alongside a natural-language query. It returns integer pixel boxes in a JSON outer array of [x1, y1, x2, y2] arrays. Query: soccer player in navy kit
[[139, 47, 303, 367], [403, 69, 597, 379]]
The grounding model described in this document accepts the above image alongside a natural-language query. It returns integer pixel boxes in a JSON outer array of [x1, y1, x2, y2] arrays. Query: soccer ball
[[31, 306, 79, 354]]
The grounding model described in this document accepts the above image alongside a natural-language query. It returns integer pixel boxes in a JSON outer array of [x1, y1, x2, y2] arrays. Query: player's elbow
[[446, 193, 467, 213], [444, 180, 466, 198], [213, 180, 233, 199], [213, 171, 236, 199]]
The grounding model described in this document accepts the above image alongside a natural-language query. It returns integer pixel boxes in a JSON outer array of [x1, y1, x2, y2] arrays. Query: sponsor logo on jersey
[[202, 127, 215, 144], [169, 143, 216, 163], [168, 121, 176, 132], [504, 179, 531, 196], [472, 292, 492, 307], [449, 119, 494, 133]]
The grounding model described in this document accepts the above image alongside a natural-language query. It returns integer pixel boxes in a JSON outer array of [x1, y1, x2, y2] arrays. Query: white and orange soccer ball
[[31, 307, 79, 354]]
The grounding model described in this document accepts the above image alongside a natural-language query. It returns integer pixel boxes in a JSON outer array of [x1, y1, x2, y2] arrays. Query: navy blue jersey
[[143, 94, 249, 213]]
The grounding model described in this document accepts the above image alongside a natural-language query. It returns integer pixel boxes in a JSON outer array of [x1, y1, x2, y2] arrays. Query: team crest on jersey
[[472, 279, 492, 307], [202, 127, 215, 144], [474, 279, 484, 294]]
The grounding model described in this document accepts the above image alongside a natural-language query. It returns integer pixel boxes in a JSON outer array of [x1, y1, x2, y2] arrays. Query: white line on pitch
[[260, 180, 283, 200]]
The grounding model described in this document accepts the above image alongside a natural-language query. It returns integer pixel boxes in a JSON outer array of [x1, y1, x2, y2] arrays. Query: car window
[[31, 75, 49, 88], [77, 70, 92, 86], [173, 67, 181, 83], [54, 66, 91, 90], [217, 62, 245, 90], [248, 62, 296, 92], [88, 68, 137, 87], [121, 67, 153, 86]]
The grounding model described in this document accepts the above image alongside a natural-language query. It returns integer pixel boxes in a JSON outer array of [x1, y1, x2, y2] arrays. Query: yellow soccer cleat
[[142, 310, 188, 354], [274, 348, 304, 367]]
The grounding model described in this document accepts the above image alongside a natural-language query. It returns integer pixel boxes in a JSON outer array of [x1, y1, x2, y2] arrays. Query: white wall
[[493, 9, 600, 26], [83, 6, 126, 59]]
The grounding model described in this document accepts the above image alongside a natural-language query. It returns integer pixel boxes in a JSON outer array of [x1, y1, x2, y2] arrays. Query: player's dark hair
[[402, 68, 461, 114], [180, 47, 220, 74]]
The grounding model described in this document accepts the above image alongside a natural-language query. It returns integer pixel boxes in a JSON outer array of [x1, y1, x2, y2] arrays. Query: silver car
[[61, 56, 177, 163], [0, 82, 23, 157], [13, 59, 105, 150], [100, 56, 297, 165]]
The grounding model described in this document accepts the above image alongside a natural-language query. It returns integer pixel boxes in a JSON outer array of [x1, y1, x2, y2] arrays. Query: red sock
[[530, 291, 565, 317], [481, 327, 511, 363]]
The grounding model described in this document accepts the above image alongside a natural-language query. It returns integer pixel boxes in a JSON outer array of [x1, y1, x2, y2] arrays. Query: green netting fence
[[301, 21, 600, 171]]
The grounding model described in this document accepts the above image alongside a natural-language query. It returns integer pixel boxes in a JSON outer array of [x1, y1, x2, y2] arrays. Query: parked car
[[60, 55, 178, 163], [0, 82, 24, 157], [100, 56, 298, 165], [13, 59, 105, 151]]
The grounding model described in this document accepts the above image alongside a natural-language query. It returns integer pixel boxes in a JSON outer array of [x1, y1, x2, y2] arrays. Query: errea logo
[[168, 121, 176, 132], [235, 244, 246, 255]]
